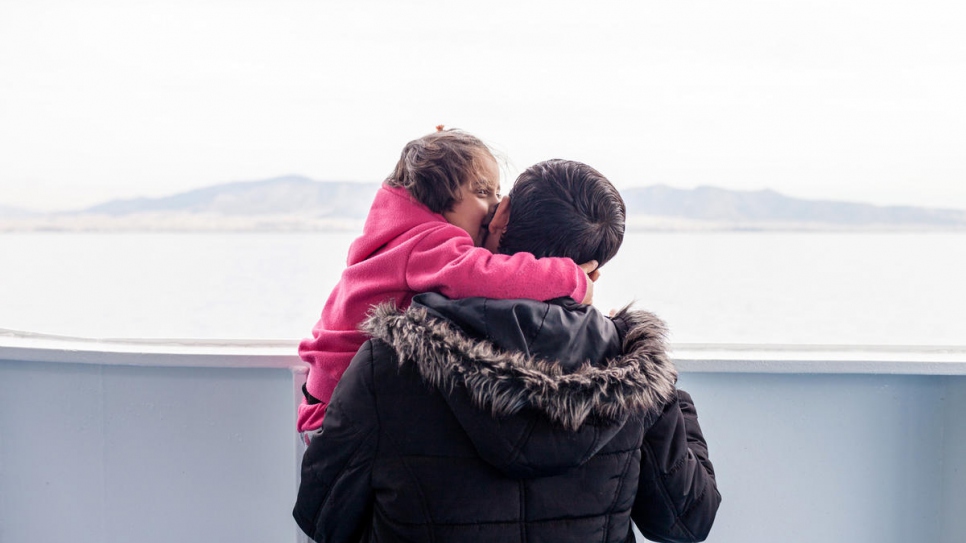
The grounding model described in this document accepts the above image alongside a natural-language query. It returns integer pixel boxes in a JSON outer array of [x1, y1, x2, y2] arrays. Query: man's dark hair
[[499, 159, 625, 267], [385, 128, 492, 214]]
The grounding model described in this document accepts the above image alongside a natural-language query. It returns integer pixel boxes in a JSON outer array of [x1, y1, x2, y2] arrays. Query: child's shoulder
[[408, 220, 472, 246]]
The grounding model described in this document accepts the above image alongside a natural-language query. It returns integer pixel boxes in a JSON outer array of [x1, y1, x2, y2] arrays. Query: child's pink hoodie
[[297, 185, 589, 432]]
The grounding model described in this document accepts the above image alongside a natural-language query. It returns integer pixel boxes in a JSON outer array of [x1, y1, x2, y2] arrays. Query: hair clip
[[436, 124, 445, 132]]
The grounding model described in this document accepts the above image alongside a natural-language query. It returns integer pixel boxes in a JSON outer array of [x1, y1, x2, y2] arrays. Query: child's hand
[[578, 260, 599, 305]]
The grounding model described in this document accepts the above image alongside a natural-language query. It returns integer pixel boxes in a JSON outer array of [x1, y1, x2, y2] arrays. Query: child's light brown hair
[[386, 127, 495, 214]]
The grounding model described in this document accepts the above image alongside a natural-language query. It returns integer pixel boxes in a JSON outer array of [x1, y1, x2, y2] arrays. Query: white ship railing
[[2, 330, 965, 543]]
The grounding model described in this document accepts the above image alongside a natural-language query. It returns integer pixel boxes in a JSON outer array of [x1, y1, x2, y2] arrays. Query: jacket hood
[[347, 185, 445, 265], [362, 293, 678, 477]]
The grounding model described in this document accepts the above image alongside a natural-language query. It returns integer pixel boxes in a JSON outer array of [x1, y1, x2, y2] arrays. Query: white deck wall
[[1, 339, 964, 543]]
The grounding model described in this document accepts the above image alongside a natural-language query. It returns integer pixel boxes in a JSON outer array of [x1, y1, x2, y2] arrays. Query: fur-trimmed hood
[[362, 292, 678, 476]]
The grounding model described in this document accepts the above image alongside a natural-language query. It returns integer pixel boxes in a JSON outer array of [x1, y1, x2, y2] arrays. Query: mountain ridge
[[2, 176, 965, 231], [81, 175, 380, 219], [621, 184, 966, 227]]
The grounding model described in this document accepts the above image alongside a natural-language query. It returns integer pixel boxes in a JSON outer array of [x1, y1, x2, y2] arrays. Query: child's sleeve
[[405, 227, 588, 303]]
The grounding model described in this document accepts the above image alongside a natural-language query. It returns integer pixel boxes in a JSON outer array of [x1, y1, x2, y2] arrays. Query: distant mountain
[[81, 175, 380, 219], [622, 185, 966, 228], [0, 205, 40, 219], [3, 176, 965, 232]]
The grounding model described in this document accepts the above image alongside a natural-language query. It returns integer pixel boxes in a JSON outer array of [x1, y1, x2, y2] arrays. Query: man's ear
[[488, 196, 510, 235], [483, 196, 511, 252]]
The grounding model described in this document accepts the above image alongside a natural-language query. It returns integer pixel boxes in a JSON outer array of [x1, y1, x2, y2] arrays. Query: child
[[297, 127, 597, 435]]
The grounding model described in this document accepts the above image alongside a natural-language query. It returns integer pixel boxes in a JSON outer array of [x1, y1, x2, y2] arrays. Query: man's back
[[294, 294, 718, 543]]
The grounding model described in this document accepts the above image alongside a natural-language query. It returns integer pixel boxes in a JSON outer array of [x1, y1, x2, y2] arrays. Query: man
[[294, 159, 721, 543]]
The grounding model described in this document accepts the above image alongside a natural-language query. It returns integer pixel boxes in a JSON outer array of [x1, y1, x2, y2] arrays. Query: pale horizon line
[[5, 174, 966, 215]]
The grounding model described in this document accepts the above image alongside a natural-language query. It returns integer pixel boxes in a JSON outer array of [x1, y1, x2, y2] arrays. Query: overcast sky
[[2, 0, 965, 212]]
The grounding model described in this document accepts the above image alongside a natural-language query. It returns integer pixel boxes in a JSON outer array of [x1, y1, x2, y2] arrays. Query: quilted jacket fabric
[[294, 293, 720, 543]]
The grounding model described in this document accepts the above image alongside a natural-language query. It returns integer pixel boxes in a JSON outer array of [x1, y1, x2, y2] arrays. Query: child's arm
[[405, 226, 591, 303]]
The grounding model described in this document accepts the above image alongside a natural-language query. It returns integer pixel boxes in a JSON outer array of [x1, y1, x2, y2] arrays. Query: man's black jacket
[[294, 293, 720, 542]]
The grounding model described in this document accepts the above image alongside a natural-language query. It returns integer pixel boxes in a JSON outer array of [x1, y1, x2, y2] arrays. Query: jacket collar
[[362, 296, 677, 432]]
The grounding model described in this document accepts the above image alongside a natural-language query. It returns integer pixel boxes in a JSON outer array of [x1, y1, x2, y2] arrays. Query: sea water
[[0, 232, 964, 345]]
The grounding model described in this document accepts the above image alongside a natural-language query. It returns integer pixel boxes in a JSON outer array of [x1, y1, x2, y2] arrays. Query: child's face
[[443, 154, 501, 247]]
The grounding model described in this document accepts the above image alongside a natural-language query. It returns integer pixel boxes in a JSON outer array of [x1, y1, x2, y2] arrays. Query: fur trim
[[362, 302, 678, 431]]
